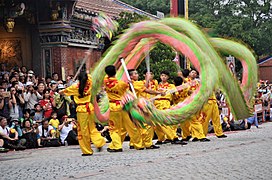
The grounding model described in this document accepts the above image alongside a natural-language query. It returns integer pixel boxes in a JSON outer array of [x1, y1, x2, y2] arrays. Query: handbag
[[23, 132, 38, 149], [42, 138, 61, 147]]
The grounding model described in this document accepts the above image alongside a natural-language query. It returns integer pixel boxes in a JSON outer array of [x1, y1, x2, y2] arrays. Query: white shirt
[[60, 124, 73, 144], [24, 91, 43, 109], [0, 126, 10, 136], [38, 125, 53, 137]]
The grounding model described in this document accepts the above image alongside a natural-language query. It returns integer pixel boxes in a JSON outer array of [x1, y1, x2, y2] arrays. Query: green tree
[[120, 0, 272, 57], [117, 12, 149, 34], [121, 0, 170, 15], [116, 12, 177, 81], [137, 42, 177, 82], [189, 0, 272, 57]]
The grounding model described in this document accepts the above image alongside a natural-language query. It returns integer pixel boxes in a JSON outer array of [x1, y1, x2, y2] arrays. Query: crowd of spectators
[[0, 63, 83, 152], [211, 80, 272, 133]]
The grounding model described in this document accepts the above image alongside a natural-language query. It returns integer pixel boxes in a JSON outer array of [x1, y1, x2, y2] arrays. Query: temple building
[[258, 56, 272, 83], [0, 0, 157, 78]]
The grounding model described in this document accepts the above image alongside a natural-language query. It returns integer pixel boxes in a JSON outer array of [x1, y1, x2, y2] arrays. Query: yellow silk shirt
[[185, 77, 200, 91], [104, 76, 129, 111], [172, 86, 190, 105], [132, 80, 146, 98], [140, 80, 158, 99], [154, 82, 175, 110], [63, 74, 93, 113]]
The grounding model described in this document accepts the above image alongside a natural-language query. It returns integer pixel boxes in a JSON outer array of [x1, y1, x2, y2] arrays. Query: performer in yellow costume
[[104, 65, 144, 152], [154, 71, 182, 145], [172, 76, 190, 105], [60, 71, 105, 156], [127, 69, 162, 149], [201, 93, 227, 138], [182, 69, 210, 142]]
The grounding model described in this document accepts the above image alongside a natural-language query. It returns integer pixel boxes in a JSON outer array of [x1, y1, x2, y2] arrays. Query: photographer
[[53, 84, 73, 120], [9, 87, 21, 120], [37, 82, 46, 97], [1, 80, 9, 91], [0, 87, 10, 119], [13, 81, 25, 118], [24, 82, 43, 111], [19, 73, 26, 86], [26, 70, 36, 84], [58, 116, 78, 145]]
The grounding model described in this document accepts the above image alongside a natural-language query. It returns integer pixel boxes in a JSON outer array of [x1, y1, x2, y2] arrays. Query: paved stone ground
[[1, 122, 272, 180]]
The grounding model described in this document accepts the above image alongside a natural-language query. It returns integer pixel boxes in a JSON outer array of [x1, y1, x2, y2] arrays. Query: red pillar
[[170, 0, 178, 17]]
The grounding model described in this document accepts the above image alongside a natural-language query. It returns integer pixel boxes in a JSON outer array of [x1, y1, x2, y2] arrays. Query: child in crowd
[[39, 89, 54, 119], [33, 104, 43, 124], [49, 112, 60, 137], [19, 109, 33, 127]]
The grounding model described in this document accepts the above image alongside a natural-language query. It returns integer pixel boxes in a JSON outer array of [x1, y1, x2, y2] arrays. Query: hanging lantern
[[51, 10, 59, 21], [5, 18, 15, 32]]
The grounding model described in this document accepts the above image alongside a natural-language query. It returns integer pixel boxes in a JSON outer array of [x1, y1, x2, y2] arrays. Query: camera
[[17, 89, 23, 94]]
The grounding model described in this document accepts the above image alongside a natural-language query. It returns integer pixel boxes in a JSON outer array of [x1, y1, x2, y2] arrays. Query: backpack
[[23, 132, 38, 149]]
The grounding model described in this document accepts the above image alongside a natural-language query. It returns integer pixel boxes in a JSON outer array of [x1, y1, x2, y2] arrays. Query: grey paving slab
[[1, 123, 272, 180]]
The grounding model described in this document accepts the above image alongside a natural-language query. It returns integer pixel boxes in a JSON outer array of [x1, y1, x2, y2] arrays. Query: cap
[[28, 70, 34, 74], [11, 118, 19, 122], [50, 80, 57, 84], [26, 81, 34, 86], [19, 72, 25, 77], [57, 84, 65, 89]]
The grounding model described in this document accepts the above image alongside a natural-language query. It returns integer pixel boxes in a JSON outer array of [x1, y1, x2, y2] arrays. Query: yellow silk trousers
[[77, 112, 105, 154], [181, 116, 206, 139], [201, 101, 224, 136], [155, 125, 177, 141], [108, 110, 143, 150]]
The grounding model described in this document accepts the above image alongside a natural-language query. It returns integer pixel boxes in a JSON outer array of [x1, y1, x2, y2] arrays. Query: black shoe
[[129, 146, 135, 149], [7, 143, 17, 150], [82, 153, 93, 156], [179, 140, 188, 145], [97, 147, 103, 152], [217, 134, 227, 138], [184, 135, 192, 141], [0, 147, 9, 153], [192, 138, 199, 142], [200, 138, 210, 142], [163, 139, 172, 144], [16, 145, 26, 150], [155, 141, 163, 145], [146, 145, 160, 149], [171, 139, 188, 145], [107, 148, 123, 152], [171, 138, 185, 144]]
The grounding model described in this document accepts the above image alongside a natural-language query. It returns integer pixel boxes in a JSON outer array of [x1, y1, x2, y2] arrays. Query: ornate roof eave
[[113, 0, 159, 20], [75, 0, 159, 20]]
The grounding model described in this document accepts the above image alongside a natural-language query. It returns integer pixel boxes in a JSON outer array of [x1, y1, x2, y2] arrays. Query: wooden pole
[[120, 58, 137, 98], [185, 0, 191, 70]]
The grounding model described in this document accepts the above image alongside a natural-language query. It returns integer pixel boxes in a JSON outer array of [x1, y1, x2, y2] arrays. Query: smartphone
[[2, 92, 10, 98], [67, 118, 73, 122]]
